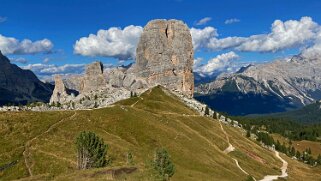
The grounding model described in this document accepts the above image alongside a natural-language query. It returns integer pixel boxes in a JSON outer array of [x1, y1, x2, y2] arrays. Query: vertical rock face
[[130, 19, 194, 97], [81, 61, 106, 92], [49, 75, 68, 104]]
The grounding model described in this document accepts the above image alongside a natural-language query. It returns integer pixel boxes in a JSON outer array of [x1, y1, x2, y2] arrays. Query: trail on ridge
[[218, 120, 249, 177], [259, 151, 288, 181], [23, 112, 77, 177], [218, 119, 288, 181]]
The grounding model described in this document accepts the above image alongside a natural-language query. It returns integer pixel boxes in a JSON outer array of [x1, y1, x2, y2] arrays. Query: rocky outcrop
[[0, 51, 53, 106], [49, 61, 131, 109], [81, 61, 106, 92], [128, 19, 194, 97], [49, 75, 69, 104], [195, 55, 321, 115], [47, 19, 194, 110]]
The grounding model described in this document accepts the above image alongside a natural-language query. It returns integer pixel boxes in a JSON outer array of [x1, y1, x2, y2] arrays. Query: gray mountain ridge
[[195, 54, 321, 115], [0, 51, 53, 106]]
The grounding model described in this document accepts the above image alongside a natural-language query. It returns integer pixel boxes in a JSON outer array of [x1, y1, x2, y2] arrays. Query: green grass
[[0, 86, 320, 180]]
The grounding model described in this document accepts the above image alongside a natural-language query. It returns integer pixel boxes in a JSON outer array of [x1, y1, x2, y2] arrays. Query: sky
[[1, 0, 321, 79]]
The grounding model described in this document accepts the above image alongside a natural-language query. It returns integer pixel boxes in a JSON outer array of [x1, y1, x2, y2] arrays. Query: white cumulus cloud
[[22, 63, 86, 77], [0, 34, 53, 55], [192, 16, 321, 53], [224, 18, 240, 24], [196, 17, 212, 25], [236, 17, 319, 52], [195, 51, 239, 76], [74, 25, 143, 60], [190, 27, 218, 51]]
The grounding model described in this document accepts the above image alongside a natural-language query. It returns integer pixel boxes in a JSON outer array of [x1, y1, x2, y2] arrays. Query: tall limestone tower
[[130, 19, 194, 97]]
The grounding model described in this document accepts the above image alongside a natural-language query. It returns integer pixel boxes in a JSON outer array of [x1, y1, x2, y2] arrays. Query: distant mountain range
[[0, 51, 53, 106], [195, 55, 321, 115]]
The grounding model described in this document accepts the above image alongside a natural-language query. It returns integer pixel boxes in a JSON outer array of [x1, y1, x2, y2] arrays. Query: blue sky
[[1, 0, 321, 78]]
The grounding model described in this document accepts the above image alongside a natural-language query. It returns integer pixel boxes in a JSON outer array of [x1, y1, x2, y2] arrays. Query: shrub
[[127, 151, 134, 165]]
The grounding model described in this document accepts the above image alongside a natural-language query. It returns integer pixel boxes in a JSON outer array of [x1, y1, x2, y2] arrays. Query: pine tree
[[308, 147, 312, 155], [296, 151, 301, 160], [153, 148, 175, 181], [275, 140, 281, 151], [94, 101, 98, 108], [213, 111, 217, 119], [317, 154, 321, 165], [204, 106, 209, 116], [291, 146, 296, 157], [76, 131, 109, 169], [246, 130, 251, 137]]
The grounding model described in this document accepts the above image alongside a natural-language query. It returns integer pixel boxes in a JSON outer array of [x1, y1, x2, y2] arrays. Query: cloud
[[190, 27, 218, 50], [74, 25, 143, 60], [22, 63, 86, 77], [0, 34, 53, 55], [193, 57, 203, 69], [22, 63, 115, 81], [0, 16, 7, 23], [224, 18, 240, 24], [74, 16, 321, 62], [301, 29, 321, 59], [195, 51, 239, 76], [43, 57, 50, 63], [196, 17, 212, 25], [192, 16, 321, 53], [301, 40, 321, 59], [235, 17, 319, 52], [10, 57, 28, 64]]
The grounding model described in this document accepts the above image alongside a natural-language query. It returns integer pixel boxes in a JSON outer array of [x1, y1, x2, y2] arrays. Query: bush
[[76, 131, 109, 169], [245, 176, 255, 181], [153, 148, 175, 180], [127, 151, 134, 165]]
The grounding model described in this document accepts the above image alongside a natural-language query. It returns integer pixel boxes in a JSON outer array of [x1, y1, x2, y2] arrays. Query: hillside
[[268, 101, 321, 124], [0, 52, 53, 106], [1, 87, 320, 180]]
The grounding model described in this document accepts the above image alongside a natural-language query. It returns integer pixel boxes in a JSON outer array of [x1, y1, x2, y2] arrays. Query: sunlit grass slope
[[0, 86, 320, 180]]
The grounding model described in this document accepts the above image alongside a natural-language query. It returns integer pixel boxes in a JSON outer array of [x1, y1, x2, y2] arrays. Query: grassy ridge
[[0, 87, 320, 180]]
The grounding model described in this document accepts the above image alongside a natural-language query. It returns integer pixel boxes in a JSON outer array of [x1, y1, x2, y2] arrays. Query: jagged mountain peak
[[195, 55, 321, 115], [235, 64, 255, 74]]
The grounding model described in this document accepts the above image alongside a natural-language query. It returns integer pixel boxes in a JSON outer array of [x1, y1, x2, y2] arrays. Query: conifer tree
[[76, 131, 109, 169], [153, 148, 175, 181], [204, 106, 209, 116], [296, 151, 301, 160], [246, 130, 251, 138]]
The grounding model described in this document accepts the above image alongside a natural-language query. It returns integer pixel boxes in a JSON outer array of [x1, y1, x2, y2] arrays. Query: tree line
[[233, 116, 321, 141], [250, 130, 321, 166]]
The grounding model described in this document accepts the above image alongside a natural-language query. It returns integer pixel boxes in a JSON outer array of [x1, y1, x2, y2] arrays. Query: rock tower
[[130, 19, 194, 97]]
